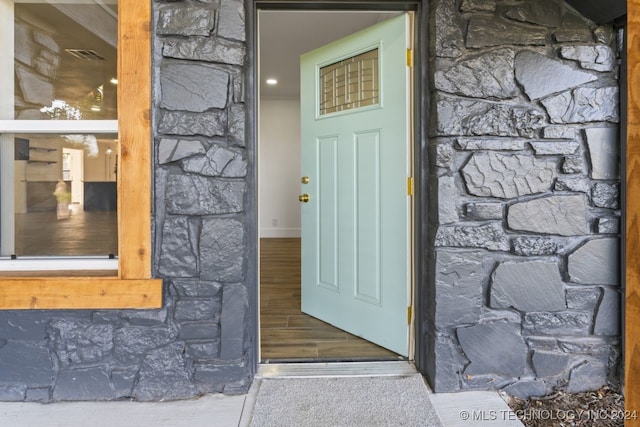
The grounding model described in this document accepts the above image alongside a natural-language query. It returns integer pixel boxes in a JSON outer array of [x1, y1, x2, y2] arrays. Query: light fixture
[[110, 77, 118, 85], [106, 147, 113, 155], [266, 78, 278, 85], [91, 105, 101, 112]]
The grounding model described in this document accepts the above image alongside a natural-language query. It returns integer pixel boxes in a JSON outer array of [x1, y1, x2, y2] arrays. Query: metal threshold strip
[[257, 361, 417, 378]]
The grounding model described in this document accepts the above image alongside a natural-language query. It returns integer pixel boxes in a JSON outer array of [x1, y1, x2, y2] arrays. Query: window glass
[[1, 0, 118, 261], [320, 48, 379, 115]]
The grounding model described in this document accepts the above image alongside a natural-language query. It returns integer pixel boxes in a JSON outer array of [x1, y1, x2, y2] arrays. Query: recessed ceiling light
[[266, 78, 278, 85]]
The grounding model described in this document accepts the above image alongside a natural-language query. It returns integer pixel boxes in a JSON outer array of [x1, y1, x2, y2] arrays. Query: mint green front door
[[300, 14, 411, 356]]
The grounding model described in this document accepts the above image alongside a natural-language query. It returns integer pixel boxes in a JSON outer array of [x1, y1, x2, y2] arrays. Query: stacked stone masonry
[[431, 0, 621, 397], [0, 0, 250, 402], [0, 0, 622, 402]]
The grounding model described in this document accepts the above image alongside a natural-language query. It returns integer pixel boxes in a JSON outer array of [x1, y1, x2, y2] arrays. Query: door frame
[[248, 0, 429, 366]]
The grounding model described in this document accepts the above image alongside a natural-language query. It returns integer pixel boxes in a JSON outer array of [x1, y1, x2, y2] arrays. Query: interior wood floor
[[14, 208, 118, 257], [260, 237, 400, 361]]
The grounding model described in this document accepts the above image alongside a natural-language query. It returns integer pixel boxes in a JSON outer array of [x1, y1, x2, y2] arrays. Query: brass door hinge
[[407, 177, 414, 196], [406, 48, 413, 67], [407, 306, 413, 324]]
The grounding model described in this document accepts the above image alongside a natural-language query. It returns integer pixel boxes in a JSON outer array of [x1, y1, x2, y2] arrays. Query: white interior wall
[[259, 97, 301, 238]]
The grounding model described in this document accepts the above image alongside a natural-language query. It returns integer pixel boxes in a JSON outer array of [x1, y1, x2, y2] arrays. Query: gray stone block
[[568, 238, 620, 285], [456, 138, 527, 151], [585, 127, 619, 180], [53, 367, 115, 401], [433, 0, 464, 58], [596, 217, 620, 234], [457, 322, 526, 376], [567, 362, 607, 393], [557, 337, 613, 355], [177, 322, 220, 340], [186, 340, 220, 359], [559, 46, 616, 72], [544, 126, 576, 140], [200, 218, 245, 282], [515, 50, 596, 101], [465, 203, 503, 220], [530, 140, 580, 155], [435, 48, 517, 99], [437, 95, 544, 137], [158, 216, 198, 277], [133, 343, 197, 401], [435, 223, 509, 251], [111, 367, 137, 398], [553, 30, 594, 43], [157, 4, 216, 36], [490, 261, 566, 312], [0, 312, 51, 340], [158, 110, 226, 137], [523, 311, 592, 335], [165, 175, 244, 215], [435, 250, 484, 327], [25, 387, 50, 402], [113, 326, 178, 363], [562, 156, 585, 174], [48, 320, 113, 367], [220, 284, 248, 360], [0, 341, 53, 385], [466, 17, 547, 48], [217, 0, 245, 42], [228, 104, 246, 146], [438, 175, 458, 224], [193, 361, 249, 393], [461, 153, 556, 199], [175, 298, 219, 321], [0, 385, 26, 401], [507, 195, 589, 236], [232, 73, 245, 104], [163, 38, 245, 66], [511, 237, 558, 256], [503, 379, 549, 399], [160, 62, 229, 112], [158, 138, 206, 165], [592, 182, 620, 209], [554, 176, 591, 194], [566, 287, 602, 310], [460, 0, 496, 13], [432, 334, 464, 392], [504, 0, 562, 27], [119, 308, 169, 326], [532, 351, 570, 377], [435, 143, 454, 168], [180, 144, 246, 178], [541, 87, 619, 124], [594, 288, 621, 336], [171, 280, 223, 297]]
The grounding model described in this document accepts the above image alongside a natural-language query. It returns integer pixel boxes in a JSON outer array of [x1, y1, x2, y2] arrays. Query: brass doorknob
[[301, 176, 310, 184], [299, 194, 310, 203]]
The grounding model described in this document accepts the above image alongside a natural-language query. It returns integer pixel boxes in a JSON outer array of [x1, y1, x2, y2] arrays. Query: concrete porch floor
[[0, 363, 523, 427]]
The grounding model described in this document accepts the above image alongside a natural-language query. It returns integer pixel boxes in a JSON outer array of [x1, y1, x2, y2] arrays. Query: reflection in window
[[320, 49, 379, 115], [1, 0, 118, 259]]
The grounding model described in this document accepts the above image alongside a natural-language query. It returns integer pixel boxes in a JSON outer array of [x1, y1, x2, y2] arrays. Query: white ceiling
[[258, 11, 401, 99]]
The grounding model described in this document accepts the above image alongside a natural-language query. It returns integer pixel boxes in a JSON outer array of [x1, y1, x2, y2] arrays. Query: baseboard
[[260, 228, 301, 238]]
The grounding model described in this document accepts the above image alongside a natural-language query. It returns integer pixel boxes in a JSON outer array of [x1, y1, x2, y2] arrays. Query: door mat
[[249, 374, 443, 427]]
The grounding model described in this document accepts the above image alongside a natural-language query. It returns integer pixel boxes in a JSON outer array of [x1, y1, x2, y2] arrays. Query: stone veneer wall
[[0, 0, 623, 402], [0, 0, 252, 402], [426, 0, 621, 397]]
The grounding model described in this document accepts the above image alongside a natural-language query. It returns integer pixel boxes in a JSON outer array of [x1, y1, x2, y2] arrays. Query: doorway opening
[[257, 8, 415, 363]]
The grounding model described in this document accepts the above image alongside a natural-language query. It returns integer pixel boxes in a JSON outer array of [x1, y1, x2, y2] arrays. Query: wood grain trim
[[117, 0, 152, 279], [0, 0, 159, 310], [628, 0, 640, 418], [0, 278, 162, 309]]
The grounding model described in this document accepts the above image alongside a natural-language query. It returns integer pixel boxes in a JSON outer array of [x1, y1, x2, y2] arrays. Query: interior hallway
[[260, 238, 400, 361]]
